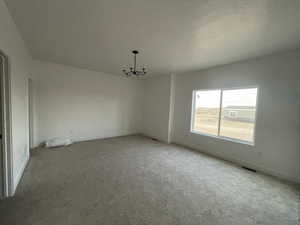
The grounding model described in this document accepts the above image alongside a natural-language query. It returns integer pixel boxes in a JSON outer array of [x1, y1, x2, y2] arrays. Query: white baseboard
[[173, 142, 300, 185], [35, 132, 141, 148], [140, 133, 169, 143], [74, 133, 141, 143]]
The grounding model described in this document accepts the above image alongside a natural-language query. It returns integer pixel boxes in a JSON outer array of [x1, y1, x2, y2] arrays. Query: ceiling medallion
[[123, 50, 147, 77]]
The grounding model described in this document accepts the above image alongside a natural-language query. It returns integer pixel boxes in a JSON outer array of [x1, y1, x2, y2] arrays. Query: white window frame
[[190, 86, 258, 146]]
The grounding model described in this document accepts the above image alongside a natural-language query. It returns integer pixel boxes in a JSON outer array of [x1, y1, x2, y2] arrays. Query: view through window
[[191, 87, 258, 144], [192, 90, 221, 136]]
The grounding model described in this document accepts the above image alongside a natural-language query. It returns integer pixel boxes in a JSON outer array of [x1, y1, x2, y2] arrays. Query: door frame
[[0, 50, 13, 198], [28, 78, 33, 149]]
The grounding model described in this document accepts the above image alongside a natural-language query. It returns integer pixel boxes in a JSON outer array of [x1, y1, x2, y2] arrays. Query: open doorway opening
[[0, 51, 13, 198]]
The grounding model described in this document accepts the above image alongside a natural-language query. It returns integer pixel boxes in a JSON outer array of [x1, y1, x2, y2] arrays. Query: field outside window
[[191, 87, 258, 144]]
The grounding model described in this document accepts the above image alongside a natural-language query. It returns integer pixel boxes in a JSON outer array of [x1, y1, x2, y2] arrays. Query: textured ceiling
[[5, 0, 300, 76]]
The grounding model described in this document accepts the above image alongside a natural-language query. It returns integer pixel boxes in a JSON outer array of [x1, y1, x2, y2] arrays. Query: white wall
[[1, 0, 299, 193], [0, 0, 32, 194], [32, 60, 143, 146], [172, 49, 300, 183], [142, 75, 172, 143]]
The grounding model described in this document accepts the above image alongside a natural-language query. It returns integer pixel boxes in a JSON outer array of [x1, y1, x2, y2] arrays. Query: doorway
[[0, 51, 12, 198]]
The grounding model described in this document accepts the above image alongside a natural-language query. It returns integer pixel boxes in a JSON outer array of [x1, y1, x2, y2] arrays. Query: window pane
[[193, 90, 221, 136], [220, 88, 257, 143]]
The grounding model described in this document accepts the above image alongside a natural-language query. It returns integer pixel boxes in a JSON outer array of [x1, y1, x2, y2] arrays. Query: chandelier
[[123, 50, 147, 77]]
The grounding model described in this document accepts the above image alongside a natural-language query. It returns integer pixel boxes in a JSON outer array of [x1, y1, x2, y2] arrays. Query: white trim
[[190, 130, 254, 146], [0, 51, 13, 198], [27, 78, 34, 149], [217, 90, 223, 135], [12, 155, 29, 195], [190, 90, 196, 132], [173, 141, 300, 185], [167, 74, 175, 144], [252, 87, 259, 145], [63, 133, 141, 144], [0, 54, 4, 198], [190, 86, 258, 146]]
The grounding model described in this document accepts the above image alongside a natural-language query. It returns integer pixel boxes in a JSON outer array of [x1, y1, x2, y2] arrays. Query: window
[[191, 87, 258, 144], [192, 90, 221, 136]]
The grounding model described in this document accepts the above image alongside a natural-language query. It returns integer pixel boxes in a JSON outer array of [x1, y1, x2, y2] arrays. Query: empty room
[[0, 0, 299, 224]]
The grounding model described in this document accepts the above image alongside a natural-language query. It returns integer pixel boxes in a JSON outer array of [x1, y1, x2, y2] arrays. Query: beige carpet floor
[[0, 135, 299, 225]]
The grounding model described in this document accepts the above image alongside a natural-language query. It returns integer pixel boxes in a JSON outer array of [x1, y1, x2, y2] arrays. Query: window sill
[[190, 130, 254, 146]]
